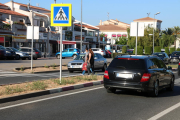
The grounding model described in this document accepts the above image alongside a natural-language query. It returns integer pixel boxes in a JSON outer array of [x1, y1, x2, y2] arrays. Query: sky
[[2, 0, 180, 29]]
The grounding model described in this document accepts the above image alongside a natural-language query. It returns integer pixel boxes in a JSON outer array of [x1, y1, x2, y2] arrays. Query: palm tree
[[173, 26, 180, 47]]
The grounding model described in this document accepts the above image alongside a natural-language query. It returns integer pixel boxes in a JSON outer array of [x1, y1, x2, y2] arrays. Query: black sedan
[[170, 51, 180, 63], [104, 55, 174, 97]]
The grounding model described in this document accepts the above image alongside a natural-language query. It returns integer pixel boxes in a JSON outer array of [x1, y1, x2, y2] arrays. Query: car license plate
[[71, 66, 79, 68], [116, 73, 132, 78]]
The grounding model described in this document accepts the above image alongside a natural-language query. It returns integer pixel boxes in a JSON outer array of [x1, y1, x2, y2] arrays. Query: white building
[[133, 17, 162, 30], [96, 19, 129, 48]]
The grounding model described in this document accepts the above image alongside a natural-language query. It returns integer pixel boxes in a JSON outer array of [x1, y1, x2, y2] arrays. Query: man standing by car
[[82, 47, 90, 75]]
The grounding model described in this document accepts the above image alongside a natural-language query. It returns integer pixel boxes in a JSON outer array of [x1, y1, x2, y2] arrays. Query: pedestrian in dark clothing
[[87, 48, 94, 75]]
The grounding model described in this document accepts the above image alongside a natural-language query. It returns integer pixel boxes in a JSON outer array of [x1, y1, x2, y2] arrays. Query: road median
[[0, 75, 104, 103]]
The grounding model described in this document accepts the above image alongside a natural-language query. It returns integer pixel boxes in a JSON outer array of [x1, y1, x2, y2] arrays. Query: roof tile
[[0, 8, 27, 17]]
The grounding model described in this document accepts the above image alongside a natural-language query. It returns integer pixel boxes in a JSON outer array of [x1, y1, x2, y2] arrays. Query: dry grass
[[0, 75, 103, 98]]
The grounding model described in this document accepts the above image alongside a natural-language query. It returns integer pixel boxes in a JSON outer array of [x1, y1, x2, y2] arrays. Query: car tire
[[22, 58, 26, 60], [105, 87, 116, 93], [15, 55, 20, 60], [150, 80, 159, 97], [28, 57, 31, 60], [73, 54, 77, 59], [33, 57, 37, 60], [102, 64, 107, 72], [62, 57, 65, 59], [69, 70, 73, 73], [56, 55, 60, 59], [167, 78, 174, 91]]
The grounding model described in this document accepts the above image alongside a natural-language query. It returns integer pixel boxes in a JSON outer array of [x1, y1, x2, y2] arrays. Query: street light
[[153, 12, 160, 53]]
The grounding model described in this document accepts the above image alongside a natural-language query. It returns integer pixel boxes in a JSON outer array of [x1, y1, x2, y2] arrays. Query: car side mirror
[[167, 66, 172, 70], [94, 57, 98, 59]]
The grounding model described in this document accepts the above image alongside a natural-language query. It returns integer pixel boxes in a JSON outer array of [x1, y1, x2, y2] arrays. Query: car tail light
[[140, 73, 151, 82], [101, 51, 104, 52], [35, 52, 39, 54], [104, 70, 109, 79], [179, 62, 180, 65]]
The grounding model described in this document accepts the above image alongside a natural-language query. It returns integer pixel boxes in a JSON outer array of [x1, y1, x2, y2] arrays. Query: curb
[[0, 80, 104, 104], [14, 65, 68, 74]]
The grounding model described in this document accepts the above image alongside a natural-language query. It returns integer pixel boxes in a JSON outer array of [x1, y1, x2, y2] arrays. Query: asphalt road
[[0, 57, 112, 71], [0, 69, 104, 85], [0, 75, 180, 120]]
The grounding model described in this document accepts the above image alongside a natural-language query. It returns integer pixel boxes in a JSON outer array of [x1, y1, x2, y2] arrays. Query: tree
[[116, 37, 127, 45], [100, 33, 105, 37]]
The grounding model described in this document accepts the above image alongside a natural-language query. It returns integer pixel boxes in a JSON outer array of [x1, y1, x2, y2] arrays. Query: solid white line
[[148, 102, 180, 120], [0, 86, 104, 110]]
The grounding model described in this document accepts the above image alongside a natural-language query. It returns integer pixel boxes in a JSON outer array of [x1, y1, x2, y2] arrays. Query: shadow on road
[[113, 85, 180, 98]]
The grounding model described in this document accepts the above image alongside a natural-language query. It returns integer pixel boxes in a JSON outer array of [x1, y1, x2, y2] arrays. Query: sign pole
[[59, 27, 62, 84], [31, 11, 34, 71], [135, 22, 138, 56]]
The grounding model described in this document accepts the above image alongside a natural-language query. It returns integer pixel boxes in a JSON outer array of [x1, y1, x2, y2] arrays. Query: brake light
[[104, 70, 109, 79], [101, 51, 104, 52], [35, 52, 39, 54], [118, 58, 139, 60], [140, 73, 151, 82], [179, 62, 180, 65]]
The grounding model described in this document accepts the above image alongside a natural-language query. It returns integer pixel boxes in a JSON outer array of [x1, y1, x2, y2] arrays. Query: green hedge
[[122, 46, 127, 53], [177, 48, 180, 51], [154, 46, 161, 53], [170, 47, 175, 54], [111, 53, 129, 59], [145, 46, 152, 55], [165, 47, 169, 55], [133, 46, 143, 55]]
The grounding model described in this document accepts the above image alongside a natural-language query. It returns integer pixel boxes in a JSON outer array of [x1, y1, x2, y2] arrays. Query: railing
[[0, 22, 11, 30]]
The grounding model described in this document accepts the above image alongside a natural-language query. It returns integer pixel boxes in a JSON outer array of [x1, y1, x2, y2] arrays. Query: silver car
[[6, 47, 30, 60], [68, 53, 107, 73]]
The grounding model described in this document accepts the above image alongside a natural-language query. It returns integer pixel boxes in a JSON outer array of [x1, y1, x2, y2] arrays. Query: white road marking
[[148, 102, 180, 120], [0, 86, 104, 110]]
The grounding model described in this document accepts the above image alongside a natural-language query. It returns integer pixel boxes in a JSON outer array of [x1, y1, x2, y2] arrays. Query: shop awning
[[57, 40, 76, 45], [0, 37, 8, 43]]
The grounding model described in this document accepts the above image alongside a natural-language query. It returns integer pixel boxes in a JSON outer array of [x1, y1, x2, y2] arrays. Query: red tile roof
[[74, 24, 99, 30], [133, 17, 162, 22], [0, 3, 8, 7], [14, 2, 50, 12], [0, 8, 27, 17], [96, 24, 127, 31]]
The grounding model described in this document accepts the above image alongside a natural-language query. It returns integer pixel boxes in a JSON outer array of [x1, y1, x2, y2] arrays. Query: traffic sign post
[[51, 4, 72, 84]]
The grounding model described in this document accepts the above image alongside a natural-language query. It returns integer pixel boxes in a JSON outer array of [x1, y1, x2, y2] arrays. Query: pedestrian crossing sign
[[51, 4, 72, 26]]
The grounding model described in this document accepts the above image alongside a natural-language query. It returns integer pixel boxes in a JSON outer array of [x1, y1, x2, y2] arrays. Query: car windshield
[[109, 58, 145, 70], [74, 54, 85, 60], [92, 49, 99, 51], [172, 52, 180, 56], [153, 53, 165, 57], [11, 48, 19, 52]]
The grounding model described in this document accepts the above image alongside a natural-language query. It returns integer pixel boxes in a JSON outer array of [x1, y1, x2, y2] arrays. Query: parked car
[[0, 45, 6, 59], [178, 62, 180, 76], [18, 47, 42, 60], [91, 48, 106, 57], [152, 52, 170, 64], [5, 47, 30, 60], [105, 50, 112, 58], [126, 49, 134, 55], [169, 51, 180, 63], [56, 48, 80, 59], [0, 45, 16, 60], [104, 55, 174, 97], [67, 53, 107, 73]]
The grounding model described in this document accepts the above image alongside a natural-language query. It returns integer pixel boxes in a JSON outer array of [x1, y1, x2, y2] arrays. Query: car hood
[[69, 60, 84, 63]]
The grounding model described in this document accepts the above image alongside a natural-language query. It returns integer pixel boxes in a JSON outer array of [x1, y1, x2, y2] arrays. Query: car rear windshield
[[171, 52, 180, 56], [92, 49, 99, 51], [109, 58, 146, 70]]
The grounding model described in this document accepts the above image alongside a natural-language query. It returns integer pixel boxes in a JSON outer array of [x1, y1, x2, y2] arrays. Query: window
[[63, 49, 68, 52], [148, 24, 151, 27], [69, 49, 74, 52], [147, 59, 154, 69], [97, 54, 103, 58], [109, 58, 146, 70], [114, 23, 118, 25], [0, 14, 2, 20], [19, 20, 23, 22], [20, 49, 29, 52], [40, 21, 43, 27]]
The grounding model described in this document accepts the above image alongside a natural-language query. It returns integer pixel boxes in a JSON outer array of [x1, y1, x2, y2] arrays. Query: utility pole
[[80, 0, 82, 53]]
